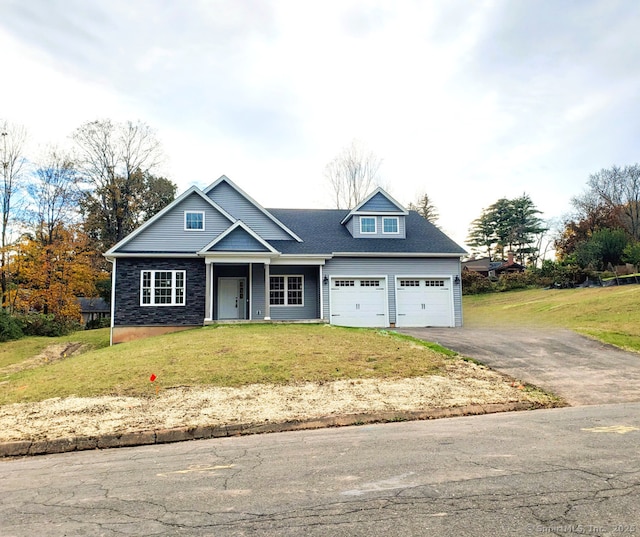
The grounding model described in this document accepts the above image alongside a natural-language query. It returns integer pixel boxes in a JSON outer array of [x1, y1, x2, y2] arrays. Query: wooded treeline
[[1, 118, 176, 333]]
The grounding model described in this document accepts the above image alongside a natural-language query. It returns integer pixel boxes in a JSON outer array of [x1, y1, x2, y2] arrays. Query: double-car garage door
[[329, 276, 454, 328]]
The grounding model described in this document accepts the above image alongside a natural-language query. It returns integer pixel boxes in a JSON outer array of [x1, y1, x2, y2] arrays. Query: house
[[77, 297, 110, 326], [105, 176, 466, 344], [462, 252, 525, 279]]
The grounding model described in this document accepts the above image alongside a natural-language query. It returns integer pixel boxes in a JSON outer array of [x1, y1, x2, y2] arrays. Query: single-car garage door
[[330, 277, 388, 327], [395, 277, 454, 327]]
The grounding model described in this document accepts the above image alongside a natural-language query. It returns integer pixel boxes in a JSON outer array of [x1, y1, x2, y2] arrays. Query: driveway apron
[[398, 327, 640, 406]]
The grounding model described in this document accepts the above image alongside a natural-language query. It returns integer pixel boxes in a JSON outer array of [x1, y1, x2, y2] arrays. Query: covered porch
[[202, 255, 327, 323]]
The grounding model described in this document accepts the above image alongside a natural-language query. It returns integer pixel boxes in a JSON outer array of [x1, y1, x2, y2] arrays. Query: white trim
[[359, 216, 377, 235], [109, 258, 116, 346], [204, 254, 274, 264], [106, 253, 200, 259], [199, 221, 279, 254], [105, 186, 235, 256], [140, 269, 186, 307], [331, 252, 465, 258], [217, 277, 247, 320], [184, 210, 205, 231], [319, 265, 324, 321], [269, 274, 305, 307], [271, 255, 327, 265], [203, 175, 303, 242], [249, 263, 253, 321], [382, 216, 399, 235]]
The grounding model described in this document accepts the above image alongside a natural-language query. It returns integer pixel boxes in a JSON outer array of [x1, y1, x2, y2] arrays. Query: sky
[[2, 0, 640, 251]]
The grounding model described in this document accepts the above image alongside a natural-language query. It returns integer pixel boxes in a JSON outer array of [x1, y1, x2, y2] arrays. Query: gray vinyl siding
[[114, 258, 206, 326], [351, 215, 406, 239], [359, 192, 402, 212], [207, 181, 293, 240], [268, 265, 320, 320], [119, 195, 232, 252], [322, 257, 462, 326], [251, 263, 266, 320], [211, 228, 270, 251]]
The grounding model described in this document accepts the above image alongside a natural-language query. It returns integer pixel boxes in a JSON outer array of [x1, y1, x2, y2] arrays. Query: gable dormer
[[341, 188, 409, 239]]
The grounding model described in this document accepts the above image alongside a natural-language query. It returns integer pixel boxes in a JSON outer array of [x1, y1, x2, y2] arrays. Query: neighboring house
[[77, 297, 111, 325], [462, 252, 525, 279], [105, 176, 466, 343]]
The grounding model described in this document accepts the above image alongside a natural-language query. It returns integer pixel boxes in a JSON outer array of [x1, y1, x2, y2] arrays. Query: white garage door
[[330, 277, 388, 327], [395, 278, 454, 327]]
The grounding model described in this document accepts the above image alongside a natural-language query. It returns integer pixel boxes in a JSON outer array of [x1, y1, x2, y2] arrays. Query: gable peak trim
[[340, 187, 409, 225], [198, 220, 279, 254]]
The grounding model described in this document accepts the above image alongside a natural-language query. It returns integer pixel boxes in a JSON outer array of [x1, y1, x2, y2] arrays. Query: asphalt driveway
[[399, 327, 640, 406]]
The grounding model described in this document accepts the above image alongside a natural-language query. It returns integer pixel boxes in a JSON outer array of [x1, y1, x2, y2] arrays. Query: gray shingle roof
[[266, 209, 466, 255]]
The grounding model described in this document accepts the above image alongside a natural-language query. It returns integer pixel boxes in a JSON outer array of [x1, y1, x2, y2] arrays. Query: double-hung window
[[184, 211, 204, 231], [141, 270, 186, 306], [269, 275, 303, 306], [360, 217, 376, 234], [382, 217, 399, 234]]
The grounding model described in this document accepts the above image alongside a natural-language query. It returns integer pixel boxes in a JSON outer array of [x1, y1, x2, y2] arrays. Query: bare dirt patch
[[0, 360, 559, 442], [0, 343, 85, 376]]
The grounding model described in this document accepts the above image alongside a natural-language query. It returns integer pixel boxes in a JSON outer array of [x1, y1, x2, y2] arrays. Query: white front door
[[218, 278, 246, 320]]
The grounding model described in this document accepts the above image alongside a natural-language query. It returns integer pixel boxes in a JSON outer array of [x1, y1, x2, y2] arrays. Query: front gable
[[200, 222, 277, 253], [108, 188, 235, 254], [340, 188, 409, 239], [204, 176, 301, 242]]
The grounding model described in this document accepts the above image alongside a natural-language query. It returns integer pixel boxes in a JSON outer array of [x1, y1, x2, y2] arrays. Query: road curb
[[0, 401, 541, 458]]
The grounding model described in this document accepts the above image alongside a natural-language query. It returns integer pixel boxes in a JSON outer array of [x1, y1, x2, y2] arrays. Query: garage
[[395, 277, 454, 327], [329, 277, 388, 327]]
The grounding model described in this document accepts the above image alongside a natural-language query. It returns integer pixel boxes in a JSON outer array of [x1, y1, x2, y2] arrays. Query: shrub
[[16, 313, 81, 337], [0, 310, 24, 342], [461, 271, 494, 295], [85, 317, 110, 330], [495, 272, 536, 292]]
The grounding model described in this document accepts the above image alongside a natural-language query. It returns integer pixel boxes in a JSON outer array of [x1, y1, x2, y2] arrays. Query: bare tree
[[1, 120, 28, 308], [408, 193, 439, 226], [324, 139, 382, 209], [72, 119, 164, 247], [27, 147, 80, 245], [586, 164, 640, 240]]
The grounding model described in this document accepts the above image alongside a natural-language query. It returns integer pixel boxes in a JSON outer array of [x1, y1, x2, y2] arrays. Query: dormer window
[[360, 217, 376, 234], [185, 211, 204, 231], [383, 217, 399, 234]]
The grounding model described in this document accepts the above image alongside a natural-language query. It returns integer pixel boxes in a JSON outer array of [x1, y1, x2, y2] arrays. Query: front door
[[218, 278, 246, 320]]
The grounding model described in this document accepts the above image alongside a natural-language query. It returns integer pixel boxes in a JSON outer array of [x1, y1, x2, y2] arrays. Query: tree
[[10, 224, 98, 319], [585, 164, 640, 240], [27, 147, 80, 245], [0, 120, 27, 309], [72, 119, 173, 249], [408, 193, 439, 225], [324, 139, 383, 209], [467, 195, 546, 263]]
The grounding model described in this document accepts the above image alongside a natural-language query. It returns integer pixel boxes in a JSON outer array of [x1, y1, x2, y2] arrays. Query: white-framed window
[[360, 216, 376, 234], [184, 211, 205, 231], [270, 275, 304, 306], [382, 217, 399, 234], [141, 270, 186, 306]]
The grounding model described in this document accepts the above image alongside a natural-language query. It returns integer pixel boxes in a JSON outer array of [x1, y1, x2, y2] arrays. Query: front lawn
[[0, 324, 454, 405]]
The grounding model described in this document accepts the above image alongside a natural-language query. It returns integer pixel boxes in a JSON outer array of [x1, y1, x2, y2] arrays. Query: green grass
[[0, 324, 449, 405], [463, 286, 640, 352], [0, 328, 110, 370]]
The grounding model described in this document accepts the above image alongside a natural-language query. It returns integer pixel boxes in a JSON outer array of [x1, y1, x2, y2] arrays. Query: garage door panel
[[330, 278, 388, 328], [396, 278, 453, 327]]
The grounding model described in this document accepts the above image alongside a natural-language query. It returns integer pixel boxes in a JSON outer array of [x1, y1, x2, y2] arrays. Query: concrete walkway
[[399, 327, 640, 406]]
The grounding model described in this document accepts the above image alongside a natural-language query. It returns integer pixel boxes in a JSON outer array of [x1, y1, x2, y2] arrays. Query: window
[[270, 275, 303, 306], [400, 280, 420, 287], [184, 211, 204, 230], [383, 217, 399, 234], [334, 280, 355, 287], [141, 270, 186, 306], [425, 280, 445, 287], [360, 216, 376, 234], [360, 280, 380, 287]]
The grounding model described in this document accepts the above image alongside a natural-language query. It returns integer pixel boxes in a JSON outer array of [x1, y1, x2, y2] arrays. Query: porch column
[[204, 261, 212, 321], [264, 262, 271, 320]]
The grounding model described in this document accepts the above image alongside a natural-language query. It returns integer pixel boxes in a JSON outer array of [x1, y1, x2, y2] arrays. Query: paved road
[[399, 327, 640, 406], [2, 404, 640, 536]]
